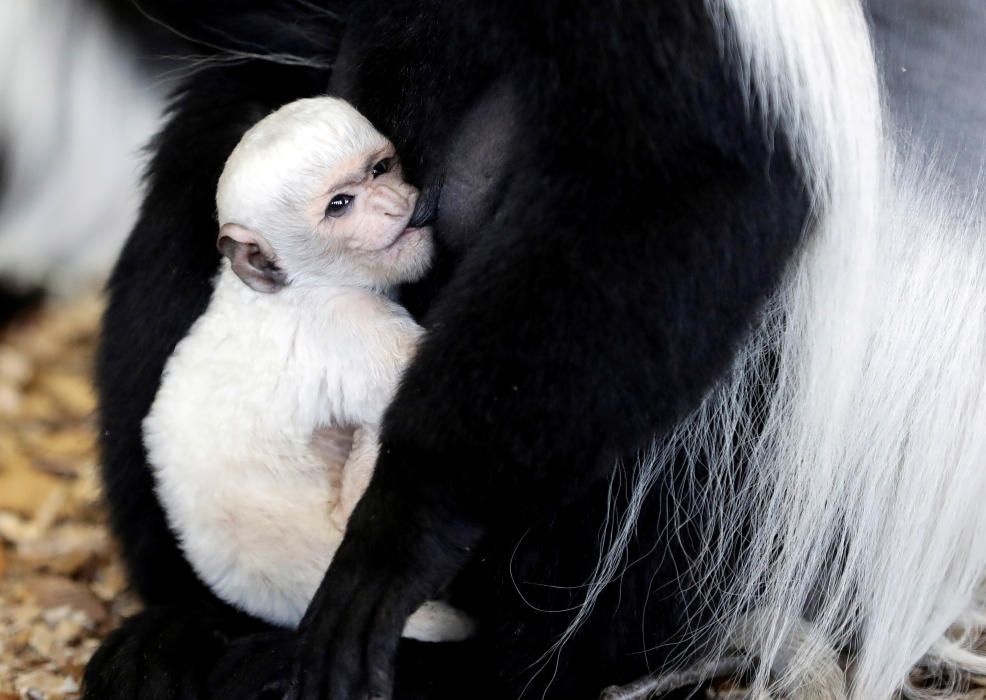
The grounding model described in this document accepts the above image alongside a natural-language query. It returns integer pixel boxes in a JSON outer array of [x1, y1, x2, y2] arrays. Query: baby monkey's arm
[[326, 304, 422, 532]]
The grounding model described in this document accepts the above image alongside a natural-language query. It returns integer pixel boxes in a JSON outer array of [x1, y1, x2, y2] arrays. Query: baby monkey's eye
[[326, 194, 354, 217], [371, 158, 392, 178]]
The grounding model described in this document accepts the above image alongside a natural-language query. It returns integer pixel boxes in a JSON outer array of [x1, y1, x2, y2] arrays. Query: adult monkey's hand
[[289, 446, 483, 700]]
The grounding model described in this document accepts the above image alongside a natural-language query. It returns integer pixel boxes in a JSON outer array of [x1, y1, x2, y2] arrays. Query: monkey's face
[[311, 145, 434, 287]]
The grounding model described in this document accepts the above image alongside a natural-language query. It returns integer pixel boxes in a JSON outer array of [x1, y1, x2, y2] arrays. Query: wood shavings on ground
[[0, 296, 140, 700]]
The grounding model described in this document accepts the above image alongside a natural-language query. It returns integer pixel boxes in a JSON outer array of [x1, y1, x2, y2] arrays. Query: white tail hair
[[685, 141, 986, 699], [574, 2, 986, 698]]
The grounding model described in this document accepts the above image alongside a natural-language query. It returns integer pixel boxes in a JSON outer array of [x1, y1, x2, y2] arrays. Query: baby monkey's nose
[[373, 183, 416, 218]]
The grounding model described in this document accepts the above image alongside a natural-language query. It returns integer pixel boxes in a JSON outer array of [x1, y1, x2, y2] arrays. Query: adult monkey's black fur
[[86, 1, 809, 699]]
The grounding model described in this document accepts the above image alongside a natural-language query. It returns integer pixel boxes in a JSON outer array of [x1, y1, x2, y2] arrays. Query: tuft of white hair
[[0, 0, 163, 297], [570, 2, 986, 698]]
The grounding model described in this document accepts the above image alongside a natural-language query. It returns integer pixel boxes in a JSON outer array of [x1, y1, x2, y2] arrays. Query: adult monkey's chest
[[329, 0, 522, 256]]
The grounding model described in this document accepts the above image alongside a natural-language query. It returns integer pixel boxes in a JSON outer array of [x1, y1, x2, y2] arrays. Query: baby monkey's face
[[310, 143, 433, 287]]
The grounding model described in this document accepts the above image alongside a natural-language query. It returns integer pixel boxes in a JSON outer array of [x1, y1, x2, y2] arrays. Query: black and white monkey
[[144, 95, 471, 641], [0, 0, 172, 311], [84, 1, 986, 700]]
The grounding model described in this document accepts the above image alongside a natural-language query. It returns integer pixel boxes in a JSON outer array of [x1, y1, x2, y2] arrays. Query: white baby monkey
[[143, 97, 473, 642]]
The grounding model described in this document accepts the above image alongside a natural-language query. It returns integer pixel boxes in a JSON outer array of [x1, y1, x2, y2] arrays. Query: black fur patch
[[0, 144, 45, 326], [0, 281, 43, 328]]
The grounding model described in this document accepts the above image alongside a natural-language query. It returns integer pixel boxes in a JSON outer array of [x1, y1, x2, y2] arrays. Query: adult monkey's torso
[[330, 0, 523, 266], [318, 2, 756, 696]]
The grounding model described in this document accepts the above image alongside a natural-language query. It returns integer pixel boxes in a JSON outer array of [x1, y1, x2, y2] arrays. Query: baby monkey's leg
[[330, 426, 378, 532], [310, 424, 356, 516], [330, 427, 476, 641]]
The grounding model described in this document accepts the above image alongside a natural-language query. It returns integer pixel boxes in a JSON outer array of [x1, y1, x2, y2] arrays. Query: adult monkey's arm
[[288, 5, 813, 698]]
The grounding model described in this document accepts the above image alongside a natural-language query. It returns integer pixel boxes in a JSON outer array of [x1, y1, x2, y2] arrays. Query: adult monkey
[[87, 1, 986, 699]]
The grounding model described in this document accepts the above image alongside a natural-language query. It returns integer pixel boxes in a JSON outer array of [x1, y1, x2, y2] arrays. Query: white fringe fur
[[0, 0, 163, 296], [575, 2, 986, 698], [689, 143, 986, 699]]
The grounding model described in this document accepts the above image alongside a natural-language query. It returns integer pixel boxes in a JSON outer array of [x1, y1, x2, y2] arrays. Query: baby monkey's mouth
[[374, 219, 428, 253], [392, 223, 427, 245]]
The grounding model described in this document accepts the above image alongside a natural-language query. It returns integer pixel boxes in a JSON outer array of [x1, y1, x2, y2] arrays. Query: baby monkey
[[143, 97, 472, 640]]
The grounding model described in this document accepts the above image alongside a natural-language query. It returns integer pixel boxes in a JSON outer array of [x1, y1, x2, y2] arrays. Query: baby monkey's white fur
[[144, 97, 473, 641]]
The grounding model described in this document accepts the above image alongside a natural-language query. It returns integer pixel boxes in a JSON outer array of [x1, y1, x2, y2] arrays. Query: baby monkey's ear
[[218, 223, 288, 293]]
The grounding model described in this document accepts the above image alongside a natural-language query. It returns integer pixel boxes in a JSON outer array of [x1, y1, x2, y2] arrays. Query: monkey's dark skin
[[85, 2, 810, 699]]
